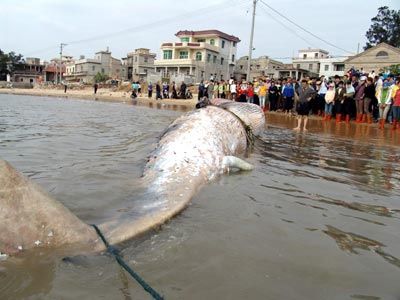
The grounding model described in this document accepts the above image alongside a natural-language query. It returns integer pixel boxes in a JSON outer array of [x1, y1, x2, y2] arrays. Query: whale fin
[[222, 156, 254, 172]]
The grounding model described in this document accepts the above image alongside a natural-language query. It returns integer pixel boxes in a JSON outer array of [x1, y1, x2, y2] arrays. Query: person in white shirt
[[230, 81, 237, 100]]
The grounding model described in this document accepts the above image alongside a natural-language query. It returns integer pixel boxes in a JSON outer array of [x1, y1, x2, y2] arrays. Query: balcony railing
[[161, 42, 219, 52]]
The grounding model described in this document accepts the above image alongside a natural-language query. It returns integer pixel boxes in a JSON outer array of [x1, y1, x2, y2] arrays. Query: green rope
[[91, 224, 164, 300]]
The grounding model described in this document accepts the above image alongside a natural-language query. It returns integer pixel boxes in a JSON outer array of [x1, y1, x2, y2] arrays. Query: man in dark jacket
[[180, 81, 187, 99], [294, 79, 316, 131]]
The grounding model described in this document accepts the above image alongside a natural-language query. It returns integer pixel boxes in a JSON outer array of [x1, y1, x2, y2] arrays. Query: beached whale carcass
[[0, 100, 265, 256]]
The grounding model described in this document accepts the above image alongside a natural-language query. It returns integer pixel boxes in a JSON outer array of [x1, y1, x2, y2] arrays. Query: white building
[[318, 57, 348, 78], [154, 30, 240, 83], [292, 48, 329, 77]]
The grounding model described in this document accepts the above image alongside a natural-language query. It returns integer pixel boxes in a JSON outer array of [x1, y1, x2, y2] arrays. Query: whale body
[[0, 100, 265, 256]]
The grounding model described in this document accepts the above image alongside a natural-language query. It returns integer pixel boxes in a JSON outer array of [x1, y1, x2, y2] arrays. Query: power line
[[66, 0, 248, 45], [259, 0, 354, 55], [258, 4, 318, 49], [23, 0, 248, 57]]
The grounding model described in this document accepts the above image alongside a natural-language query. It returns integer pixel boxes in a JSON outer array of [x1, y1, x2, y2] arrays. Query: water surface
[[1, 95, 399, 299]]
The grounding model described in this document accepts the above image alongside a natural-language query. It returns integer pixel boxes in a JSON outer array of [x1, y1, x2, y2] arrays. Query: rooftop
[[298, 48, 329, 54], [176, 30, 240, 43]]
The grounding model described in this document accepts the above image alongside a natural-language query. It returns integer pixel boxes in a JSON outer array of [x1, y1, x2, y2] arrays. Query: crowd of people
[[197, 70, 400, 131], [131, 81, 192, 100]]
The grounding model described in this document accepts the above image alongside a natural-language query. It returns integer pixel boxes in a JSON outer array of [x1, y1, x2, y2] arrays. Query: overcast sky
[[2, 0, 399, 63]]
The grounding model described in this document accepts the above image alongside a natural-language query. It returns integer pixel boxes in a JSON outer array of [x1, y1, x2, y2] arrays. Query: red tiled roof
[[176, 30, 240, 43]]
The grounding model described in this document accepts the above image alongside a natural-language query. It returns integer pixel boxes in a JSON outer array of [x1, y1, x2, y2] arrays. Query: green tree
[[94, 72, 109, 83], [0, 49, 24, 81], [365, 6, 400, 50], [381, 64, 400, 76]]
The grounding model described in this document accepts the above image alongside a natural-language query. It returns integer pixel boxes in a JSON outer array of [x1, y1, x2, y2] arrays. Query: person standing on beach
[[364, 77, 376, 124], [268, 81, 279, 111], [156, 82, 162, 100], [64, 82, 68, 93], [324, 83, 335, 121], [94, 83, 98, 94], [391, 78, 400, 130], [207, 81, 214, 99], [354, 76, 366, 122], [148, 82, 153, 98], [343, 81, 355, 123], [293, 79, 315, 131], [282, 79, 295, 114], [198, 80, 205, 100]]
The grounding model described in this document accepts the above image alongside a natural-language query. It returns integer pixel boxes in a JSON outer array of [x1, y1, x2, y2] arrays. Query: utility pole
[[59, 43, 67, 84], [246, 0, 257, 82], [357, 43, 360, 54]]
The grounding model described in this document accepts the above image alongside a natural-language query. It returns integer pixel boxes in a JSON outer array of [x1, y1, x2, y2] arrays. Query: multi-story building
[[12, 57, 44, 84], [154, 30, 240, 83], [234, 55, 284, 81], [344, 43, 400, 74], [64, 48, 124, 83], [122, 48, 156, 81], [292, 48, 329, 77]]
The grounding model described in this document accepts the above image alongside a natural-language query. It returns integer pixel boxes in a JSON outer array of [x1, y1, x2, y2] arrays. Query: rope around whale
[[91, 224, 164, 300]]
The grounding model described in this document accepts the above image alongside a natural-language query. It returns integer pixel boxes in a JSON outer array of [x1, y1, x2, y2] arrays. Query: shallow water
[[1, 95, 399, 300]]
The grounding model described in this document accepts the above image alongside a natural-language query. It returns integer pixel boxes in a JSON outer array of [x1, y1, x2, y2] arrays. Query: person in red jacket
[[247, 82, 254, 104]]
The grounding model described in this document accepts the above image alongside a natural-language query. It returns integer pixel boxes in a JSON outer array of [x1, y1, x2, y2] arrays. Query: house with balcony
[[154, 30, 240, 83], [12, 57, 44, 84], [122, 48, 156, 81], [234, 55, 284, 81], [64, 48, 124, 83]]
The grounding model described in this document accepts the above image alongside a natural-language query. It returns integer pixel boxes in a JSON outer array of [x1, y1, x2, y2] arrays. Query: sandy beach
[[0, 87, 198, 110]]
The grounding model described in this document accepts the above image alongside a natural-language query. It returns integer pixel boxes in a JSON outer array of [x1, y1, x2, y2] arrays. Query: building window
[[179, 51, 188, 59], [376, 51, 389, 58], [324, 65, 329, 71], [187, 69, 190, 75], [314, 53, 318, 58], [101, 68, 105, 73], [92, 66, 95, 71], [197, 38, 205, 43], [210, 39, 215, 46], [233, 42, 236, 47], [181, 37, 189, 42], [222, 40, 225, 48], [231, 54, 235, 62], [296, 64, 300, 69], [135, 56, 137, 62], [221, 57, 224, 65], [196, 52, 202, 61], [163, 50, 172, 60], [213, 55, 217, 64], [308, 64, 313, 70], [336, 64, 345, 71], [144, 57, 148, 63], [240, 65, 243, 70], [207, 53, 211, 62], [256, 65, 260, 70], [303, 54, 307, 59]]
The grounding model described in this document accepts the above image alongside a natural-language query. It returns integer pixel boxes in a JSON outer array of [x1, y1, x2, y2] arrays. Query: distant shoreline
[[0, 88, 197, 111]]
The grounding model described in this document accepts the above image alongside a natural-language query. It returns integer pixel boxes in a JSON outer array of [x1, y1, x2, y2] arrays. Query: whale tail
[[0, 160, 99, 255]]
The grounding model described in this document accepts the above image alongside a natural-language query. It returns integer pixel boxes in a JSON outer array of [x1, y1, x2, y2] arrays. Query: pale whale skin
[[0, 102, 265, 256]]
